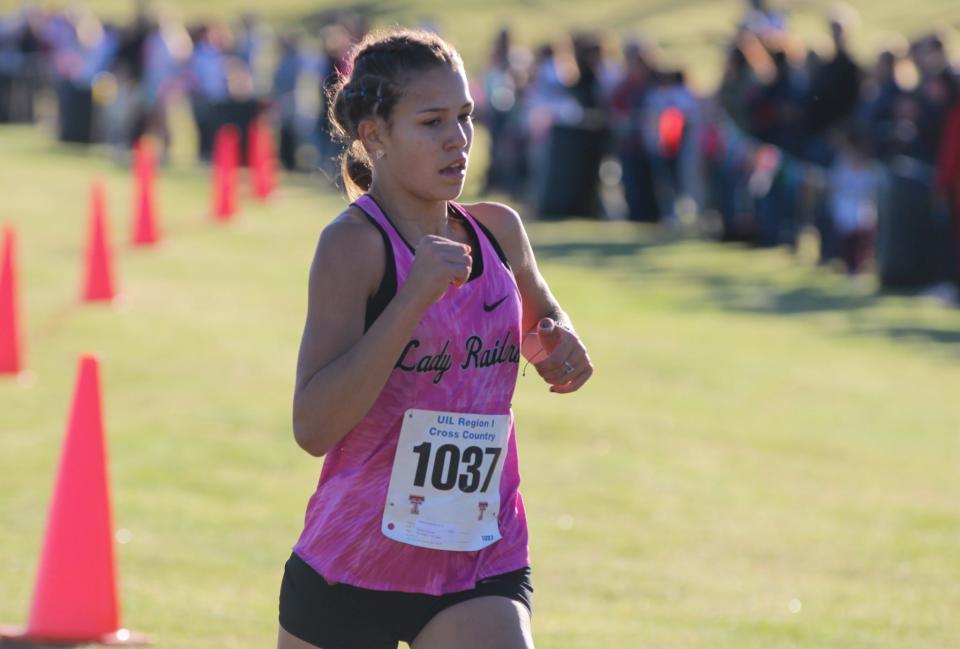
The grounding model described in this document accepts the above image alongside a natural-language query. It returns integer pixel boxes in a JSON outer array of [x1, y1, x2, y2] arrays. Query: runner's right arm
[[292, 212, 471, 456]]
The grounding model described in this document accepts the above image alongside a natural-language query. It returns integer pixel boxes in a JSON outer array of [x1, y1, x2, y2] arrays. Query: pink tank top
[[293, 195, 530, 595]]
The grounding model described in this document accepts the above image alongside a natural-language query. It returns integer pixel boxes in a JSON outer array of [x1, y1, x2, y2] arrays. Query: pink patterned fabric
[[293, 195, 529, 594]]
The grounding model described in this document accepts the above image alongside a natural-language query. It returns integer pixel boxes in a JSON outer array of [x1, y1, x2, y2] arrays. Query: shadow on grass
[[690, 272, 960, 348], [533, 238, 665, 265], [534, 233, 960, 349], [849, 325, 960, 346], [692, 273, 880, 314], [698, 274, 960, 348]]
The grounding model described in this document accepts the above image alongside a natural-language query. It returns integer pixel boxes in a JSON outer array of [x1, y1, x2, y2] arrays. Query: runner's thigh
[[277, 625, 322, 649], [411, 595, 534, 649]]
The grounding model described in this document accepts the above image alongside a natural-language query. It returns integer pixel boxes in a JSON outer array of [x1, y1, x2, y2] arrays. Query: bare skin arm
[[292, 210, 472, 456], [466, 202, 593, 394]]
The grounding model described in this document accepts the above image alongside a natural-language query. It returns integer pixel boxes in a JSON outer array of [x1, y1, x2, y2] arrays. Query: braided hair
[[328, 29, 463, 199]]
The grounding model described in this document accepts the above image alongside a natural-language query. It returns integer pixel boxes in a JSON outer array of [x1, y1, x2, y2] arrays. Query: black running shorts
[[278, 552, 533, 649]]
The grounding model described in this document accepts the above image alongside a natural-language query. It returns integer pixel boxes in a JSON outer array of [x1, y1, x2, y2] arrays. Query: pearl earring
[[375, 150, 385, 160]]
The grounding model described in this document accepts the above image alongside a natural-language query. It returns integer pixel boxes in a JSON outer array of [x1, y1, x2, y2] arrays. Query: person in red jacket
[[936, 97, 960, 285]]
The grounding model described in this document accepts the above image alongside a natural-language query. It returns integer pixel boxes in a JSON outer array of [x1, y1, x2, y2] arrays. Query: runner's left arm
[[467, 202, 593, 394]]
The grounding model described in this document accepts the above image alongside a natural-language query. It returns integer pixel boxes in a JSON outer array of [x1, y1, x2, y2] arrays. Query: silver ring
[[562, 361, 575, 375]]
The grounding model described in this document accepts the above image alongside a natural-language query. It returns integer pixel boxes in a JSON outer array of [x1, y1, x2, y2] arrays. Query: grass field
[[2, 1, 960, 646], [1, 110, 959, 649]]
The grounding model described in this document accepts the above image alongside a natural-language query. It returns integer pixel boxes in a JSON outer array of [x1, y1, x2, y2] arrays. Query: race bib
[[382, 408, 509, 551]]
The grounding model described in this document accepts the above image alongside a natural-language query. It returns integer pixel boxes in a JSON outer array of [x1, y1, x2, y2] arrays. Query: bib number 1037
[[411, 442, 502, 493]]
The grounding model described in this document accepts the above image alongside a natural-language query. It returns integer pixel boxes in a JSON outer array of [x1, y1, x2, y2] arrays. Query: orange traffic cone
[[132, 138, 160, 246], [0, 355, 148, 645], [249, 118, 277, 201], [83, 182, 117, 302], [260, 120, 278, 198], [0, 225, 24, 375], [212, 124, 239, 221]]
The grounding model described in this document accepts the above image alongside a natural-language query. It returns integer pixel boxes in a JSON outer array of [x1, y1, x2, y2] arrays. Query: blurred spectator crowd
[[0, 1, 363, 169], [474, 4, 960, 294], [1, 1, 959, 295]]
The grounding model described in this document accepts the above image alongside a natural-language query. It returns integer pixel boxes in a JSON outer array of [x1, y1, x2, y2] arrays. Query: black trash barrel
[[538, 124, 607, 218], [877, 158, 954, 288]]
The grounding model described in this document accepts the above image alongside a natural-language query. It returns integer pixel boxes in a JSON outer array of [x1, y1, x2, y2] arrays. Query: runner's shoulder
[[458, 201, 527, 250], [311, 205, 385, 288]]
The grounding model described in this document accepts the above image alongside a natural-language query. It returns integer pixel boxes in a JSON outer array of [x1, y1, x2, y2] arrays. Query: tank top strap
[[448, 201, 502, 273], [354, 194, 414, 280]]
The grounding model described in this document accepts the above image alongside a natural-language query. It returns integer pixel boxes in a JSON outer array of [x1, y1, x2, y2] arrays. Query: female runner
[[279, 28, 593, 649]]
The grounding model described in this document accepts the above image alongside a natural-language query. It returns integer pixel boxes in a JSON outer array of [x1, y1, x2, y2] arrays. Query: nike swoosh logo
[[483, 296, 509, 312]]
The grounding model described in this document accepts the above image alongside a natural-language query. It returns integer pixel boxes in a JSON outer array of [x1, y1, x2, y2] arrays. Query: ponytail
[[341, 141, 372, 200]]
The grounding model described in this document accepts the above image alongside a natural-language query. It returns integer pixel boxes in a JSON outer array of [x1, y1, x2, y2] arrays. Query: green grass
[[1, 112, 959, 649], [2, 2, 960, 645]]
